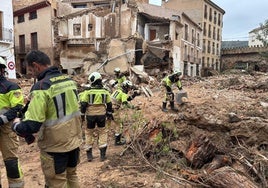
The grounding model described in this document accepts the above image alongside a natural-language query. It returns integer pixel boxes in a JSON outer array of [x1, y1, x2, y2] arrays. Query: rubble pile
[[15, 71, 267, 187], [121, 72, 268, 187]]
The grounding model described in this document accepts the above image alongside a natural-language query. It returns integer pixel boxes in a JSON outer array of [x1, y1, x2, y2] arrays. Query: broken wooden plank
[[141, 86, 151, 98]]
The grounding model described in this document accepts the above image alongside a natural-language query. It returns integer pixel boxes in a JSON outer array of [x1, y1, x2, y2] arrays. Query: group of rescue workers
[[0, 50, 183, 188]]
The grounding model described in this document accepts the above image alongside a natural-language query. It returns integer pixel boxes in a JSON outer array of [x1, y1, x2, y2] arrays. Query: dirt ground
[[0, 71, 267, 187]]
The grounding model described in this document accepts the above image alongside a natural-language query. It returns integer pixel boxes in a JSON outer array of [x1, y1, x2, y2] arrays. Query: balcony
[[183, 54, 189, 61], [15, 46, 31, 55], [189, 55, 195, 63], [0, 27, 13, 43], [66, 38, 95, 46]]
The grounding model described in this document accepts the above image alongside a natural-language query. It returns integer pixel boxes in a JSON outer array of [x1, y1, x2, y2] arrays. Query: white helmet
[[0, 57, 6, 68], [114, 67, 120, 73], [122, 80, 133, 89], [173, 70, 182, 77], [88, 72, 102, 84]]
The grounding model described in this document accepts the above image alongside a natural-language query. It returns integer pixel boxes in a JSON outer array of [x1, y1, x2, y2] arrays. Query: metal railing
[[0, 27, 13, 42]]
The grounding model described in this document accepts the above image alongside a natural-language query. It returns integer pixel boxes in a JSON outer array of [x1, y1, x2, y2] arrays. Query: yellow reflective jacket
[[15, 67, 82, 152], [80, 85, 112, 116], [0, 75, 24, 126]]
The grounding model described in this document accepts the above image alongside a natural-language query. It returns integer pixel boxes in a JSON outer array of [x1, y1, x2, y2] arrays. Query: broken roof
[[137, 3, 202, 30], [137, 3, 182, 22]]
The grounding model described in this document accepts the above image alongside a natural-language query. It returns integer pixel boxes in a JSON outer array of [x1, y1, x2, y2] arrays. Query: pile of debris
[[15, 70, 267, 187], [118, 71, 268, 188]]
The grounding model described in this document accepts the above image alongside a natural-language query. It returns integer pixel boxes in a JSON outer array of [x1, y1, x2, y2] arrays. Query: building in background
[[248, 26, 268, 47], [163, 0, 225, 76], [0, 1, 16, 79], [178, 12, 202, 77], [137, 3, 202, 76], [55, 1, 202, 76], [13, 0, 57, 75]]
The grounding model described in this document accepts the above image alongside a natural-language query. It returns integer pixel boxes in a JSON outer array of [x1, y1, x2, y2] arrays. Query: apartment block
[[163, 0, 225, 75], [13, 0, 57, 75]]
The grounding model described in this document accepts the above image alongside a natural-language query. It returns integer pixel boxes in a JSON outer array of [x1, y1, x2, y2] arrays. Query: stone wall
[[221, 46, 268, 72]]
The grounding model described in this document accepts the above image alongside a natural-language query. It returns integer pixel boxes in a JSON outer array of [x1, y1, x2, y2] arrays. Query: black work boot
[[115, 134, 126, 146], [86, 148, 93, 162], [170, 101, 178, 112], [162, 102, 168, 112], [100, 146, 107, 161]]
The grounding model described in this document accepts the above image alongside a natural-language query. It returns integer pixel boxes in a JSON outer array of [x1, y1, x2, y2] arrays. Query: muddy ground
[[0, 71, 267, 187]]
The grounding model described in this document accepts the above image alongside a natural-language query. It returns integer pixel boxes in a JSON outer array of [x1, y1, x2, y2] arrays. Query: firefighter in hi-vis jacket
[[80, 72, 113, 162], [12, 50, 82, 188], [0, 57, 24, 188], [111, 80, 139, 145], [161, 70, 183, 112], [111, 67, 126, 89]]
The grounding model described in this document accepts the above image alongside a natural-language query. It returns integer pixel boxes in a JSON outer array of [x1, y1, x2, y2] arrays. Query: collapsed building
[[54, 0, 202, 77], [13, 0, 222, 78]]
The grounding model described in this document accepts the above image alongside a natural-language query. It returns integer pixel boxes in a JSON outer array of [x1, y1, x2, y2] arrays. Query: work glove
[[131, 93, 138, 99], [106, 111, 114, 120], [11, 118, 35, 145], [24, 134, 36, 145], [134, 90, 141, 96], [111, 83, 116, 87], [131, 90, 140, 99]]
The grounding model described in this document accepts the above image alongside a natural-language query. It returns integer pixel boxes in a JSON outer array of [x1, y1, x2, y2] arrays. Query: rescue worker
[[111, 80, 139, 145], [12, 50, 82, 188], [0, 57, 24, 188], [161, 70, 183, 112], [111, 67, 126, 89], [80, 72, 113, 162]]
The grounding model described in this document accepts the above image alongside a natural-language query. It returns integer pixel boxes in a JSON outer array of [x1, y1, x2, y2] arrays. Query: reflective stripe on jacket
[[80, 86, 111, 116], [22, 66, 82, 152], [0, 75, 24, 125], [162, 75, 182, 90], [111, 88, 131, 109]]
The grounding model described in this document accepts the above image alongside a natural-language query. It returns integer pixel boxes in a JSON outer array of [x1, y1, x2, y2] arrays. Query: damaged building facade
[[12, 0, 225, 77], [55, 0, 202, 77], [13, 0, 57, 75], [163, 0, 225, 75]]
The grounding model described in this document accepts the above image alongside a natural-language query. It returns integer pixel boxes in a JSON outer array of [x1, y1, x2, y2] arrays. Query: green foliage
[[256, 19, 268, 47], [162, 145, 170, 153], [153, 132, 163, 145]]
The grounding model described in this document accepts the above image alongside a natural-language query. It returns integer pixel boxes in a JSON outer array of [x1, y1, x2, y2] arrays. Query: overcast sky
[[149, 0, 268, 41]]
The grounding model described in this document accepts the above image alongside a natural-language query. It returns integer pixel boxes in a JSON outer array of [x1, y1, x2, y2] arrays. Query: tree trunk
[[205, 166, 259, 188], [185, 134, 217, 168]]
